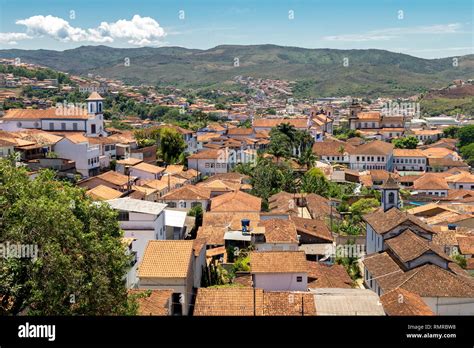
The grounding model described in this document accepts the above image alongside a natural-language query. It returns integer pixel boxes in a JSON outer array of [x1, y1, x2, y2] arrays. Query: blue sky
[[0, 0, 472, 58]]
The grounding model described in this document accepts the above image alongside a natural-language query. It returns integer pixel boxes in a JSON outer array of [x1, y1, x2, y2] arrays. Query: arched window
[[388, 192, 395, 204]]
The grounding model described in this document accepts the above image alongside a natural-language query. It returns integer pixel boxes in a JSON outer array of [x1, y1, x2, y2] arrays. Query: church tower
[[380, 175, 400, 211]]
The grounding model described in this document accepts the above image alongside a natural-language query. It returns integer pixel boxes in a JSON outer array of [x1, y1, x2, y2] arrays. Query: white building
[[393, 149, 427, 171], [349, 140, 394, 171], [250, 251, 308, 291], [0, 92, 107, 137], [106, 198, 167, 277], [54, 134, 100, 177]]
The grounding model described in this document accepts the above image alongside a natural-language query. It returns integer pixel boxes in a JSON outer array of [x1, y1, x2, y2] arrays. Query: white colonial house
[[393, 149, 427, 172], [0, 92, 107, 137], [250, 251, 308, 291], [349, 140, 394, 171], [106, 198, 167, 275], [54, 134, 100, 177]]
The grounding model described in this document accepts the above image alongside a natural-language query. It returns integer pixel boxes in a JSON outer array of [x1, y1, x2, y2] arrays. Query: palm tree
[[298, 147, 317, 170]]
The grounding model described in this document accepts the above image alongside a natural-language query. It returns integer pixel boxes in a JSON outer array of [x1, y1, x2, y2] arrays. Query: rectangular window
[[73, 123, 78, 131], [91, 124, 96, 134], [49, 123, 54, 131], [117, 211, 129, 221], [296, 276, 302, 282], [61, 123, 66, 130]]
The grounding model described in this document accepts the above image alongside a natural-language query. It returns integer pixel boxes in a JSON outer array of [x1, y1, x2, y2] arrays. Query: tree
[[0, 160, 135, 315], [159, 128, 186, 164], [298, 147, 316, 170], [443, 126, 459, 138], [392, 136, 418, 149], [460, 143, 474, 167], [300, 168, 330, 197], [457, 125, 474, 147], [349, 198, 379, 222], [268, 132, 292, 161]]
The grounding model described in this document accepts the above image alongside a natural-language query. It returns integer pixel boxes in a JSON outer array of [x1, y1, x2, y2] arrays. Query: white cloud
[[12, 14, 166, 46], [323, 23, 464, 42], [0, 32, 32, 45]]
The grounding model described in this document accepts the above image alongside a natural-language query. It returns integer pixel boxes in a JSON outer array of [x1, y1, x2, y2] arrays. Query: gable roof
[[161, 185, 211, 201], [351, 140, 394, 156], [291, 216, 333, 242], [86, 185, 122, 201], [3, 108, 89, 120], [128, 289, 173, 316], [380, 289, 434, 316], [132, 162, 165, 174], [250, 251, 307, 274], [307, 262, 353, 288], [385, 230, 451, 263], [210, 190, 261, 212], [413, 173, 449, 190], [259, 219, 299, 244], [138, 240, 194, 278], [253, 118, 308, 129], [363, 207, 435, 235]]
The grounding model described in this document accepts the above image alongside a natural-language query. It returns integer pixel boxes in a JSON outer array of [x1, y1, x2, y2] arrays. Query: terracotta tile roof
[[393, 149, 425, 157], [0, 138, 17, 147], [128, 289, 172, 316], [467, 258, 474, 270], [132, 162, 165, 174], [457, 236, 474, 255], [227, 127, 254, 135], [138, 240, 194, 278], [202, 211, 261, 231], [86, 91, 104, 100], [175, 168, 200, 181], [263, 291, 316, 316], [412, 129, 442, 136], [202, 172, 249, 183], [86, 185, 123, 201], [250, 251, 307, 274], [258, 219, 299, 244], [64, 133, 89, 144], [187, 149, 222, 159], [196, 225, 227, 245], [192, 237, 207, 257], [197, 179, 241, 192], [253, 118, 309, 129], [291, 216, 333, 242], [392, 264, 474, 297], [312, 139, 355, 157], [363, 207, 435, 235], [362, 252, 405, 288], [385, 230, 451, 263], [210, 190, 261, 212], [194, 288, 264, 316], [356, 111, 381, 120], [161, 185, 211, 201], [306, 193, 335, 219], [413, 173, 449, 190], [141, 179, 169, 191], [307, 262, 353, 288], [164, 165, 184, 175], [422, 147, 457, 159], [116, 158, 143, 166], [446, 172, 474, 184], [380, 289, 434, 316], [428, 157, 469, 168], [159, 175, 187, 188], [3, 108, 90, 120], [193, 288, 316, 316], [351, 140, 394, 156]]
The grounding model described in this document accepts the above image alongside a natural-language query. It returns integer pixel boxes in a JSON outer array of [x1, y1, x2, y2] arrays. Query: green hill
[[1, 44, 472, 98]]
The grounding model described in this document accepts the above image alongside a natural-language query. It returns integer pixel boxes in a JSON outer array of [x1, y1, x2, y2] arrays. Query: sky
[[0, 0, 472, 58]]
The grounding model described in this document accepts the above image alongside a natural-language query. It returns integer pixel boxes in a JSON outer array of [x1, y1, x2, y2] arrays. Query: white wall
[[423, 297, 474, 315], [188, 158, 228, 176], [253, 273, 307, 291], [255, 243, 299, 252], [54, 138, 100, 177], [394, 156, 427, 171]]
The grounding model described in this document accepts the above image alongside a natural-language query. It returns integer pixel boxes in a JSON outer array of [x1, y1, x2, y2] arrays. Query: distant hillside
[[0, 44, 472, 98]]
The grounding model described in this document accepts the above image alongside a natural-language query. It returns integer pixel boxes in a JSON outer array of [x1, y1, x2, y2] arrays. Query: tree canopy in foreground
[[0, 160, 135, 315]]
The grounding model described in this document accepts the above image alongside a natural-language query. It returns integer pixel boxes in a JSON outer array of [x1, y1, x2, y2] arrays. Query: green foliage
[[420, 96, 474, 116], [349, 198, 380, 222], [452, 253, 467, 269], [457, 125, 474, 147], [238, 119, 252, 128], [460, 143, 474, 167], [232, 255, 250, 273], [0, 160, 134, 315], [0, 64, 72, 85], [392, 136, 418, 149], [159, 128, 187, 164], [443, 126, 459, 138]]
